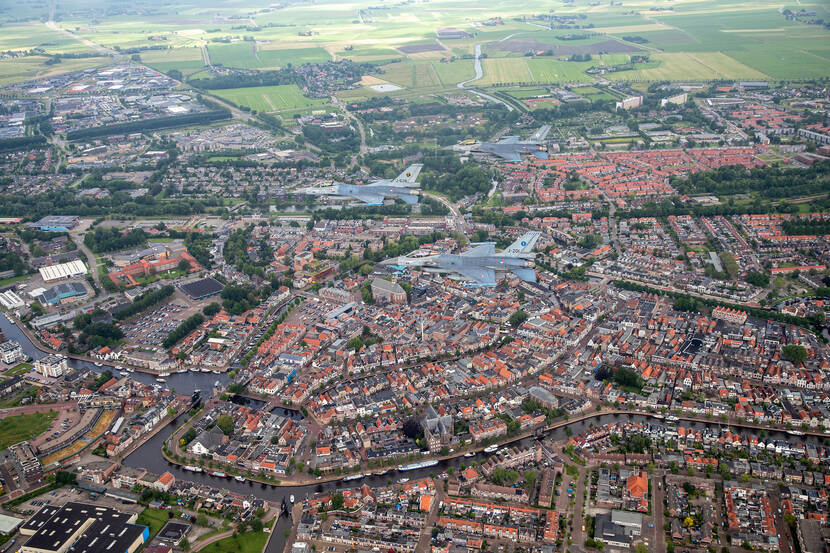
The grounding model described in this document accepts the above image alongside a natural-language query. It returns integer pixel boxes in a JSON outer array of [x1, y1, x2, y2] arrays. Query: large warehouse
[[39, 260, 88, 282], [19, 502, 148, 553]]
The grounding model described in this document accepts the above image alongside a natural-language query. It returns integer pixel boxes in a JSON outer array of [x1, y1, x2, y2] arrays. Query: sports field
[[212, 84, 328, 112]]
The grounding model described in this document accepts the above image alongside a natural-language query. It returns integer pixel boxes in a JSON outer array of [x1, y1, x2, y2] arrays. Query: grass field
[[571, 86, 618, 101], [208, 42, 330, 69], [605, 52, 768, 81], [0, 22, 96, 54], [212, 84, 327, 112], [137, 508, 169, 538], [0, 56, 108, 85], [475, 58, 532, 85], [0, 411, 56, 450], [378, 60, 442, 89], [200, 530, 268, 553], [141, 47, 205, 75], [526, 58, 594, 83]]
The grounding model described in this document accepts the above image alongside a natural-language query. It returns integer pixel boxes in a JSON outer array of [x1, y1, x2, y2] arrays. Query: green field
[[0, 0, 828, 91], [0, 411, 56, 450], [605, 52, 769, 81], [212, 84, 327, 112], [141, 47, 205, 75], [208, 43, 331, 69], [0, 56, 108, 85], [476, 58, 533, 85], [200, 531, 268, 553], [136, 508, 169, 538]]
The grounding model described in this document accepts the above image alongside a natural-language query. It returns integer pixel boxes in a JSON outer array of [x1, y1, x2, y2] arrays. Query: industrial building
[[35, 281, 88, 305], [19, 502, 148, 553], [38, 260, 88, 282], [28, 215, 80, 232]]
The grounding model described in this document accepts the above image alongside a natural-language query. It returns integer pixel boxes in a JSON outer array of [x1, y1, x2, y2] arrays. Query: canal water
[[0, 313, 228, 395]]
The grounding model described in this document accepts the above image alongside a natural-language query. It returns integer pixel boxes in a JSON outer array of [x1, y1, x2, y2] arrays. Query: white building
[[0, 341, 24, 364], [38, 260, 88, 282], [35, 354, 67, 377], [0, 290, 25, 310], [616, 95, 643, 110]]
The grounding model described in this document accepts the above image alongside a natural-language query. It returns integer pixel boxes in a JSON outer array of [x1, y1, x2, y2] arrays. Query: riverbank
[[152, 404, 830, 490]]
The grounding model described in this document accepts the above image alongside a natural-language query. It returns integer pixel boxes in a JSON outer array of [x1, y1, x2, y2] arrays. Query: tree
[[508, 310, 528, 328], [782, 344, 807, 364], [634, 544, 649, 553], [203, 302, 222, 317], [330, 493, 344, 511], [215, 415, 235, 435]]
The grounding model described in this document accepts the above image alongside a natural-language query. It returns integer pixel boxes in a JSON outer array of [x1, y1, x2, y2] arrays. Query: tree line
[[66, 109, 230, 141]]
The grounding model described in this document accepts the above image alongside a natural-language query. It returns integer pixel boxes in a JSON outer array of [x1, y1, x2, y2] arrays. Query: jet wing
[[455, 267, 496, 286], [399, 194, 419, 205], [352, 192, 385, 205], [461, 244, 496, 257]]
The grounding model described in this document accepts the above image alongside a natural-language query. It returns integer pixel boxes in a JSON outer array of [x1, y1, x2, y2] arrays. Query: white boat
[[212, 370, 221, 374], [290, 495, 295, 503], [787, 430, 805, 436], [652, 413, 665, 420], [234, 475, 246, 482], [183, 465, 202, 473], [464, 452, 475, 458], [397, 478, 410, 484], [156, 378, 166, 383], [399, 460, 438, 471], [94, 362, 103, 367], [126, 368, 135, 373], [483, 445, 498, 453], [177, 369, 187, 374], [159, 372, 170, 377], [666, 416, 679, 422], [201, 368, 211, 373], [343, 473, 365, 481]]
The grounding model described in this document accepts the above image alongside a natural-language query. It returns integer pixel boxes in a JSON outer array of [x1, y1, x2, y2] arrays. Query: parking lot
[[119, 302, 188, 348], [15, 485, 145, 516], [26, 404, 81, 452]]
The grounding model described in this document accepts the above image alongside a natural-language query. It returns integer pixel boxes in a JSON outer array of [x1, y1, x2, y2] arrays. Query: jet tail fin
[[504, 231, 541, 257], [393, 164, 422, 187]]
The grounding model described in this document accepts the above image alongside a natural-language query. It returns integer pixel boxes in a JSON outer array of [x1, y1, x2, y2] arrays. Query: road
[[768, 486, 793, 553], [45, 20, 122, 60], [651, 472, 665, 553], [420, 191, 466, 231]]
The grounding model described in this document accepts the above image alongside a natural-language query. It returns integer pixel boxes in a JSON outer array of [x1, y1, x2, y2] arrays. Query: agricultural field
[[377, 60, 443, 89], [140, 47, 205, 75], [475, 58, 532, 86], [604, 52, 769, 82], [0, 55, 108, 85], [212, 84, 328, 113], [208, 42, 331, 70], [0, 0, 827, 91], [0, 22, 96, 54]]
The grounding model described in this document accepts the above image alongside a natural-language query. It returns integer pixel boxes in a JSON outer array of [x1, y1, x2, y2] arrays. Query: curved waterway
[[123, 410, 825, 553]]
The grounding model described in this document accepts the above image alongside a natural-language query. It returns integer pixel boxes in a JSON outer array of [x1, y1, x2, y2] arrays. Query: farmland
[[212, 84, 328, 113], [0, 0, 827, 92]]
